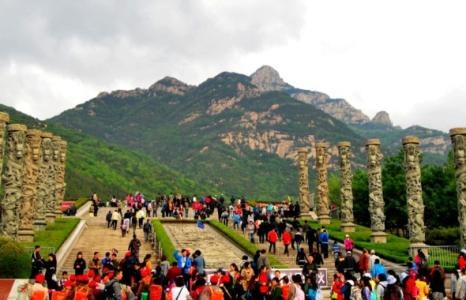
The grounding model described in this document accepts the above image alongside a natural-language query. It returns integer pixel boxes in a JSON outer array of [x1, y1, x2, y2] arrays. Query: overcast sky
[[1, 0, 465, 132]]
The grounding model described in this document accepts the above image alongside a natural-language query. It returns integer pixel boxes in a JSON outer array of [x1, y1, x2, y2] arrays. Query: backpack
[[370, 290, 377, 300], [350, 286, 362, 300], [103, 280, 116, 299]]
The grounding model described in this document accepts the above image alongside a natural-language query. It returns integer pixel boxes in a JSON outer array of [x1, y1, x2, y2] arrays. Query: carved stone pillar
[[34, 132, 53, 229], [0, 112, 10, 182], [17, 129, 42, 242], [315, 142, 330, 224], [297, 148, 311, 213], [1, 124, 27, 238], [450, 128, 466, 247], [366, 139, 387, 243], [46, 136, 61, 223], [338, 141, 355, 232], [55, 139, 67, 217], [402, 136, 427, 256]]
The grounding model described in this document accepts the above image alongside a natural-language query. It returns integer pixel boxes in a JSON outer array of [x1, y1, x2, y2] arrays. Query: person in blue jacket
[[370, 258, 387, 279], [173, 248, 192, 284]]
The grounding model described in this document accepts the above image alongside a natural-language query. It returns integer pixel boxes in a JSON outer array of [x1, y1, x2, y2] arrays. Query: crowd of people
[[21, 192, 460, 299]]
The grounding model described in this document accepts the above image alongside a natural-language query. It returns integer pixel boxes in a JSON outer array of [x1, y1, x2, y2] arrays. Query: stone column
[[315, 142, 330, 224], [17, 129, 42, 242], [450, 128, 466, 247], [338, 141, 355, 232], [34, 132, 53, 229], [297, 148, 311, 213], [0, 112, 10, 181], [45, 136, 61, 223], [402, 136, 427, 256], [1, 124, 27, 238], [55, 139, 67, 217], [366, 139, 387, 243]]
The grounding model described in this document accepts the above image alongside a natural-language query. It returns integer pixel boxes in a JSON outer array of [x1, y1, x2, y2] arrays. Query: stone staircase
[[59, 207, 156, 274]]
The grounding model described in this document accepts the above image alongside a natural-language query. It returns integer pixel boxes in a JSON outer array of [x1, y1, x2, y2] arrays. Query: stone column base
[[370, 231, 388, 243], [55, 209, 63, 217], [17, 229, 35, 242], [318, 215, 331, 225], [409, 242, 429, 257], [46, 213, 56, 223], [340, 222, 356, 232], [33, 219, 47, 231]]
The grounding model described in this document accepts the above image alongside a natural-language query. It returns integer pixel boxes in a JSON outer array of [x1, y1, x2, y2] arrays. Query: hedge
[[0, 237, 30, 278], [152, 219, 177, 263], [291, 219, 409, 263], [208, 220, 288, 268]]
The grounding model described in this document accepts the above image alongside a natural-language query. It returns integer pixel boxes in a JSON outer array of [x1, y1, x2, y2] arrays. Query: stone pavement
[[163, 222, 246, 269], [59, 207, 155, 274]]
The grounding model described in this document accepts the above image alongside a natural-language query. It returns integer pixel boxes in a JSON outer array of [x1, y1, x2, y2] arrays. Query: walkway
[[163, 222, 246, 269], [59, 207, 155, 274]]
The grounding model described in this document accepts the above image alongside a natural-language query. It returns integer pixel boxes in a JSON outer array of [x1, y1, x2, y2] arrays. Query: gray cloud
[[0, 0, 307, 118]]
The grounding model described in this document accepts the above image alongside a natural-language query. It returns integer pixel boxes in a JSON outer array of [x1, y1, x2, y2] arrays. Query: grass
[[21, 217, 81, 251], [208, 220, 288, 268], [73, 197, 89, 209], [293, 219, 410, 263], [152, 219, 177, 263]]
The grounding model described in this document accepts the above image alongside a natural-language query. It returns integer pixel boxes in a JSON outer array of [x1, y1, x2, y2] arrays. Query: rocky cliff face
[[371, 111, 393, 127], [250, 65, 292, 92]]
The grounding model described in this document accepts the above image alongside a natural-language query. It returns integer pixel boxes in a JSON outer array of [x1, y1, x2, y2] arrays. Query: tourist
[[247, 220, 255, 243], [192, 250, 206, 276], [239, 262, 255, 296], [128, 234, 142, 258], [344, 235, 354, 253], [302, 255, 317, 277], [374, 273, 387, 299], [143, 219, 153, 242], [31, 245, 44, 279], [267, 227, 278, 254], [294, 228, 304, 250], [173, 248, 192, 284], [89, 251, 102, 276], [289, 274, 305, 300], [111, 209, 121, 230], [430, 260, 446, 300], [343, 251, 357, 273], [415, 274, 429, 300], [306, 272, 320, 300], [106, 210, 113, 228], [370, 259, 386, 279], [166, 262, 182, 285], [29, 274, 49, 299], [361, 276, 372, 300], [306, 225, 317, 254], [256, 265, 270, 299], [331, 272, 344, 300], [73, 251, 86, 275], [104, 270, 124, 300], [384, 275, 403, 299], [102, 251, 111, 267], [358, 249, 370, 275], [369, 250, 379, 271], [270, 277, 283, 300], [296, 247, 307, 266], [319, 228, 329, 258], [44, 253, 58, 290], [414, 249, 428, 271], [257, 249, 271, 271], [283, 228, 292, 256], [401, 271, 418, 300]]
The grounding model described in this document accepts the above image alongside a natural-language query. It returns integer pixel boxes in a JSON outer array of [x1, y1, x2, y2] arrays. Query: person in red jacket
[[283, 229, 292, 256], [358, 249, 370, 275], [459, 250, 466, 271], [256, 265, 269, 299], [267, 229, 278, 254]]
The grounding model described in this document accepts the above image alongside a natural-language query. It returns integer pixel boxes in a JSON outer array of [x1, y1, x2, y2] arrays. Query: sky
[[0, 0, 465, 132]]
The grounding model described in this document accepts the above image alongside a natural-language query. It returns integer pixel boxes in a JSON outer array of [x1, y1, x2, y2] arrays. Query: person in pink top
[[344, 235, 354, 253]]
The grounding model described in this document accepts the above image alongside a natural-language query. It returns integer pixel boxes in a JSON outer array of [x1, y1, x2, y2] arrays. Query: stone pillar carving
[[0, 112, 10, 181], [450, 128, 466, 247], [297, 148, 311, 213], [34, 132, 53, 229], [315, 142, 330, 224], [338, 141, 355, 232], [402, 136, 427, 256], [17, 129, 42, 242], [55, 139, 67, 217], [1, 124, 27, 238], [366, 139, 387, 243], [45, 136, 61, 223]]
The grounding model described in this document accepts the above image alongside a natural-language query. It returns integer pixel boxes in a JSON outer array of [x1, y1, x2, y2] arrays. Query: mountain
[[249, 66, 449, 162], [51, 71, 369, 199], [50, 66, 450, 199], [0, 104, 210, 199]]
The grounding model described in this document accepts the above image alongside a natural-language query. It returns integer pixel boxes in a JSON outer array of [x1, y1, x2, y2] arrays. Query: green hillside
[[0, 104, 210, 200]]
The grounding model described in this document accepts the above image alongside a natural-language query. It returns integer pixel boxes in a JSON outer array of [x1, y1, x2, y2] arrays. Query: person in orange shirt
[[415, 274, 430, 300]]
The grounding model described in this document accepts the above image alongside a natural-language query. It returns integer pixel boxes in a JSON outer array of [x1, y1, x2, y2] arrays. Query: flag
[[197, 220, 205, 230]]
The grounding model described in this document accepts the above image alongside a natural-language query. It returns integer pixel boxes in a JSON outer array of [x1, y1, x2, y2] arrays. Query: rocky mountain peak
[[250, 65, 291, 92], [371, 111, 392, 127], [148, 76, 192, 95]]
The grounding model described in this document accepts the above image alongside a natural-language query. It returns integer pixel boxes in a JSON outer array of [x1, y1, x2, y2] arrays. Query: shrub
[[426, 227, 459, 245], [0, 236, 30, 278], [152, 219, 176, 263]]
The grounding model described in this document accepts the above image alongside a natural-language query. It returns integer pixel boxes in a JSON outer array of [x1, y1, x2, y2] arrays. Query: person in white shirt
[[369, 249, 379, 271], [171, 276, 191, 300]]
